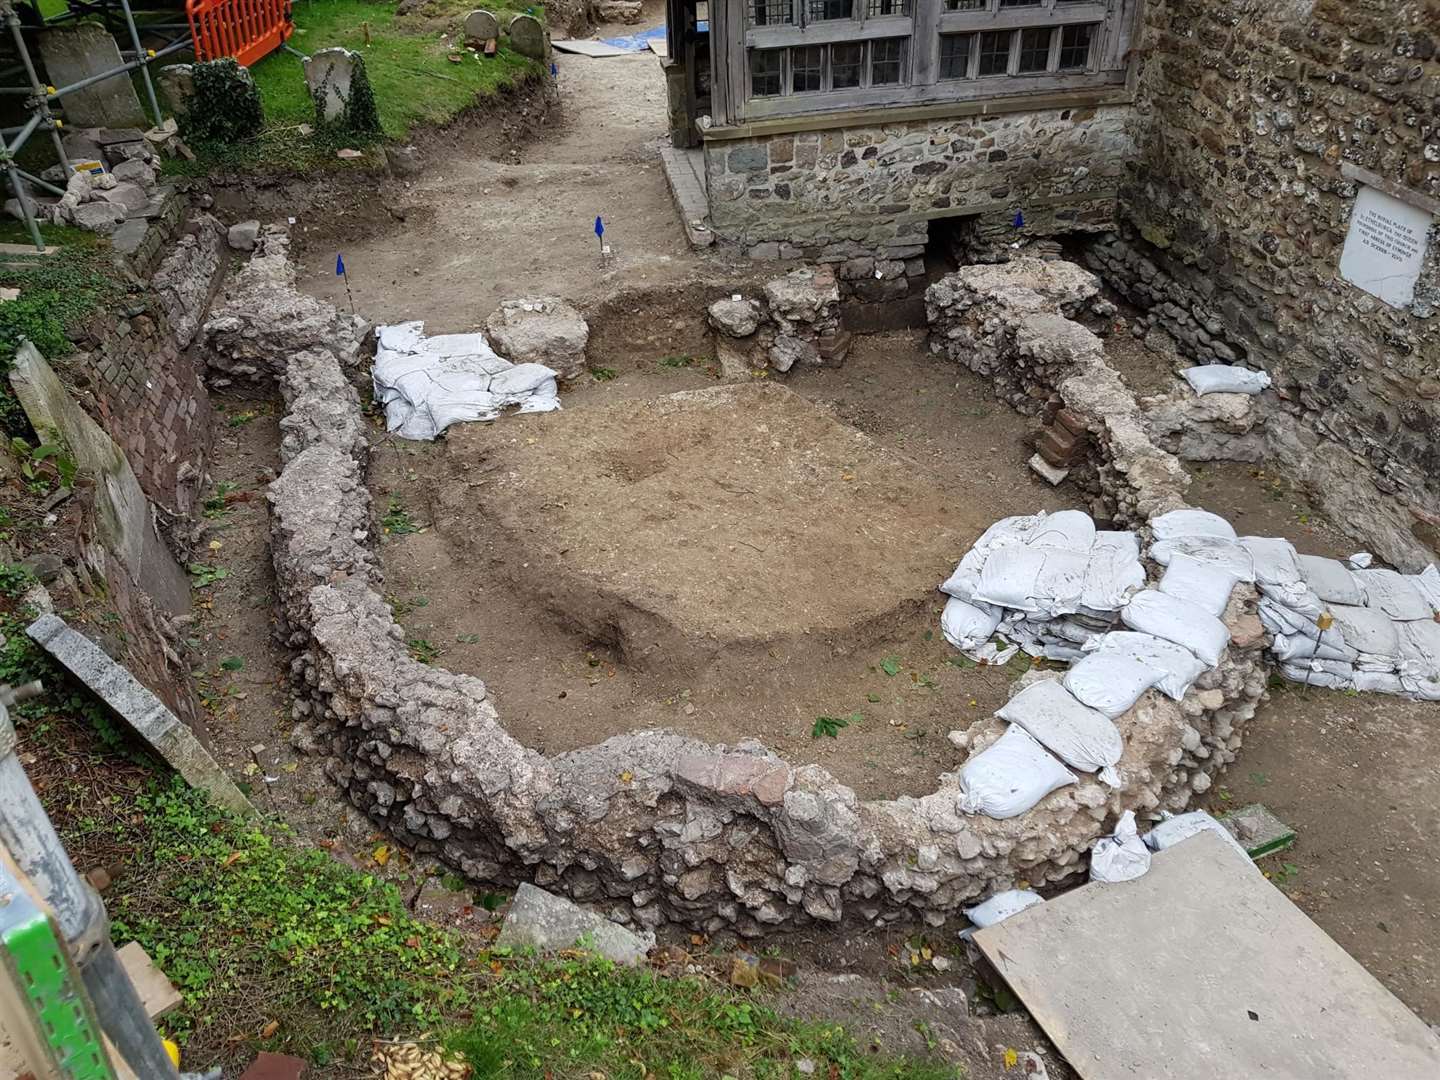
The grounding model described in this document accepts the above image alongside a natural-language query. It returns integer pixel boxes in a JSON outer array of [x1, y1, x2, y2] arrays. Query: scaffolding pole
[[0, 0, 187, 251]]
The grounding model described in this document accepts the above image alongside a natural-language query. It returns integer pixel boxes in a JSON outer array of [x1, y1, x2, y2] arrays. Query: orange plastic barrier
[[186, 0, 294, 68]]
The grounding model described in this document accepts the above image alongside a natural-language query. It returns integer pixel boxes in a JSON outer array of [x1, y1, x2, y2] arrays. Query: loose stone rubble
[[708, 266, 850, 380], [482, 296, 590, 381], [226, 234, 1275, 935]]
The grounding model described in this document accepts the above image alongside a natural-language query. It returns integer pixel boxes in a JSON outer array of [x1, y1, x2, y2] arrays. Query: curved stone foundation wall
[[221, 231, 1268, 934]]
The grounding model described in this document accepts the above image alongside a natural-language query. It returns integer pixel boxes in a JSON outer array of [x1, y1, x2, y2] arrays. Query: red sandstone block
[[1055, 408, 1087, 436], [1038, 425, 1086, 467]]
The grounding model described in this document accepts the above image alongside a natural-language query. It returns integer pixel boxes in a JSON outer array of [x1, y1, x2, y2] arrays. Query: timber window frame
[[721, 0, 1139, 124]]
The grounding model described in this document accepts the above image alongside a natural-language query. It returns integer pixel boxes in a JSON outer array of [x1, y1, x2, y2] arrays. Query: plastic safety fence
[[186, 0, 294, 67]]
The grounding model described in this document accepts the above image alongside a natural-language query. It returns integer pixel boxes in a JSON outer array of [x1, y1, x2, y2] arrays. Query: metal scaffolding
[[0, 0, 193, 252]]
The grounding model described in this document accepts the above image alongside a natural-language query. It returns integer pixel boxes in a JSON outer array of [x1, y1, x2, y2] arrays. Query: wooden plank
[[974, 831, 1440, 1080], [117, 942, 181, 1020]]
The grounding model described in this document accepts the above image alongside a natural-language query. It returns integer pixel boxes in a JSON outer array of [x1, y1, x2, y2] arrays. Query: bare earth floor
[[372, 331, 1081, 798]]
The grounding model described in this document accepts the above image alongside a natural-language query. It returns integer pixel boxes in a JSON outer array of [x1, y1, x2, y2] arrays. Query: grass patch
[[170, 0, 540, 173], [0, 232, 122, 438]]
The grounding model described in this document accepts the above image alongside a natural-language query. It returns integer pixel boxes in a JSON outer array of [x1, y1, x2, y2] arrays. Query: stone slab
[[1219, 802, 1296, 858], [974, 830, 1440, 1079], [240, 1052, 307, 1079], [27, 613, 255, 817], [552, 39, 629, 57], [497, 883, 653, 965], [39, 24, 148, 128]]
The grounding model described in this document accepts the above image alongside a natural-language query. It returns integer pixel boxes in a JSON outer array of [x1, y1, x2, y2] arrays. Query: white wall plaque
[[1338, 184, 1434, 309]]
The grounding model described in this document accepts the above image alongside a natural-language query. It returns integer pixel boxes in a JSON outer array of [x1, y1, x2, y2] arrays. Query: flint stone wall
[[927, 258, 1193, 525], [704, 106, 1133, 265], [1112, 0, 1440, 570], [244, 233, 1265, 933]]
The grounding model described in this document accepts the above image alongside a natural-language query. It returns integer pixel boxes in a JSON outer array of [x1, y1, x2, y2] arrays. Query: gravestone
[[304, 47, 381, 135], [507, 13, 549, 60], [463, 9, 500, 44], [1338, 183, 1435, 309], [39, 23, 147, 128], [156, 64, 195, 118]]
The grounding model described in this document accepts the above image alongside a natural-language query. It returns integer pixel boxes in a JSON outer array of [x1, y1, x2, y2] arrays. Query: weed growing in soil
[[590, 366, 618, 382], [383, 498, 420, 536], [188, 563, 229, 588], [812, 713, 861, 739], [408, 637, 442, 663]]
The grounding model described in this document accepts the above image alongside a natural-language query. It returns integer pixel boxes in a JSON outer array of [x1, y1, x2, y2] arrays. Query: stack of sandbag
[[939, 510, 1145, 663], [1147, 508, 1440, 699]]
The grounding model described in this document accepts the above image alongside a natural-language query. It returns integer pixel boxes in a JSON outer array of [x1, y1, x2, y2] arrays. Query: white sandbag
[[1150, 536, 1255, 582], [1030, 546, 1090, 616], [973, 546, 1048, 613], [1026, 509, 1095, 552], [969, 640, 1021, 666], [1090, 810, 1151, 883], [1353, 568, 1432, 621], [1398, 674, 1440, 701], [1158, 554, 1239, 618], [1064, 651, 1162, 719], [1080, 545, 1146, 612], [963, 889, 1043, 929], [974, 514, 1046, 553], [1092, 530, 1141, 560], [1414, 565, 1440, 613], [1327, 604, 1401, 660], [1143, 811, 1253, 866], [940, 596, 1003, 651], [1353, 670, 1406, 695], [996, 679, 1124, 786], [1271, 631, 1357, 664], [1087, 631, 1210, 700], [1278, 662, 1353, 689], [1398, 619, 1440, 679], [939, 547, 986, 601], [1297, 555, 1366, 606], [1240, 536, 1303, 590], [1181, 365, 1272, 396], [1258, 597, 1310, 636], [1347, 552, 1374, 569], [956, 725, 1075, 819], [1121, 590, 1230, 667], [1149, 508, 1237, 543]]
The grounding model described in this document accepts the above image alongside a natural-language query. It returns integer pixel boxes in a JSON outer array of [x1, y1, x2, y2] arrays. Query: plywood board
[[551, 39, 629, 57], [974, 830, 1440, 1079]]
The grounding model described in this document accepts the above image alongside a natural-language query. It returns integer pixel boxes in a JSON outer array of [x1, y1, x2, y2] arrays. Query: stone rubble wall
[[1115, 0, 1440, 571], [704, 105, 1133, 269], [240, 231, 1269, 934], [707, 267, 847, 378], [926, 258, 1192, 525]]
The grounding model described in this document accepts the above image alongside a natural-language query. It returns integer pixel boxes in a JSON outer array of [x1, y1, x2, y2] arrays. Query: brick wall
[[703, 104, 1134, 261], [69, 216, 226, 518], [1120, 0, 1440, 564]]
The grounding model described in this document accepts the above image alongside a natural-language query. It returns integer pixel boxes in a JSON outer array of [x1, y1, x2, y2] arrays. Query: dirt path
[[293, 24, 722, 331]]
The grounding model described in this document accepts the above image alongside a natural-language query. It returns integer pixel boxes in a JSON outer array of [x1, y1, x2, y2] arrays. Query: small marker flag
[[595, 215, 604, 239], [1012, 210, 1025, 228], [336, 253, 346, 276]]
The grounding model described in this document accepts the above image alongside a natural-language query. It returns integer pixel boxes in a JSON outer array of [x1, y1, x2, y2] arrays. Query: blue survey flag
[[336, 253, 346, 276], [594, 215, 604, 240], [1012, 210, 1025, 228], [551, 62, 558, 78]]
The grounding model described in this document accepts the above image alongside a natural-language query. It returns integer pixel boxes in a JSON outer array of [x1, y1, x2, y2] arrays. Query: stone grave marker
[[507, 13, 549, 60], [464, 9, 500, 44], [39, 23, 148, 128]]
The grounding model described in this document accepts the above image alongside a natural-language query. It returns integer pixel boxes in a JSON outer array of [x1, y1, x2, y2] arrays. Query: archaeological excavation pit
[[374, 364, 1084, 799]]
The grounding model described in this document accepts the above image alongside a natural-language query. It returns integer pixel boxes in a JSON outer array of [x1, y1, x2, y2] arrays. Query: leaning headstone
[[38, 23, 147, 128], [155, 64, 195, 119], [304, 48, 381, 136], [463, 9, 500, 44], [507, 13, 549, 60]]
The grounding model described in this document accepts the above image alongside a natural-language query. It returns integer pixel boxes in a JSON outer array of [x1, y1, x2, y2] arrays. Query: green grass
[[0, 232, 121, 437], [171, 0, 541, 173]]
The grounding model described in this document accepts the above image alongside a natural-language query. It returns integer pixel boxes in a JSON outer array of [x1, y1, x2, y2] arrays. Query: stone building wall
[[1117, 0, 1440, 568], [704, 104, 1134, 265]]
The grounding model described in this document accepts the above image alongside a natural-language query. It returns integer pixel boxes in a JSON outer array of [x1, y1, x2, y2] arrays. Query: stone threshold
[[658, 144, 714, 250]]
